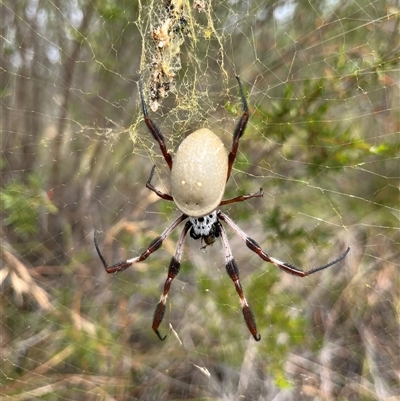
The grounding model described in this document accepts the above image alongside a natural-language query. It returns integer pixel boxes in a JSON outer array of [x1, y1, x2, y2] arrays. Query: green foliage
[[0, 173, 57, 239], [1, 0, 398, 399]]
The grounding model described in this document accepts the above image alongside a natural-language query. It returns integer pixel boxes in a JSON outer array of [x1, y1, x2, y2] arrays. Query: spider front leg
[[152, 221, 192, 340], [94, 214, 187, 274], [219, 211, 350, 276], [218, 221, 261, 341]]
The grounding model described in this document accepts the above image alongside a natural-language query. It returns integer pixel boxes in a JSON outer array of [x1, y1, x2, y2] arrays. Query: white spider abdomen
[[171, 129, 228, 217]]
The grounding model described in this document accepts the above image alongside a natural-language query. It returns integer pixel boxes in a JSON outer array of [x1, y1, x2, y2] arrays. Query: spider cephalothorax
[[94, 76, 350, 341], [189, 212, 220, 248]]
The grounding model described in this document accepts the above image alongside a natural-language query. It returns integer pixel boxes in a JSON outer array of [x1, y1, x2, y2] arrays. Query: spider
[[94, 76, 350, 341]]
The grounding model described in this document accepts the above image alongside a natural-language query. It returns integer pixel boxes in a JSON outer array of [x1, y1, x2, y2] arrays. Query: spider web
[[1, 0, 399, 399]]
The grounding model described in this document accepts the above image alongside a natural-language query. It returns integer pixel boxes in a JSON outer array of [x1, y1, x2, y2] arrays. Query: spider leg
[[218, 211, 350, 276], [138, 76, 173, 170], [218, 221, 261, 341], [152, 220, 192, 341], [220, 188, 263, 206], [94, 214, 188, 274], [146, 165, 174, 201], [227, 76, 249, 180]]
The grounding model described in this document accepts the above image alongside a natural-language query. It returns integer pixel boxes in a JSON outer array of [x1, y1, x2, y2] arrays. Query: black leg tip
[[155, 330, 167, 341], [94, 229, 108, 269]]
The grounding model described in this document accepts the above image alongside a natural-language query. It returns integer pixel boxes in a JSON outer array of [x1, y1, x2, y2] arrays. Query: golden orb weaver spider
[[94, 76, 350, 341]]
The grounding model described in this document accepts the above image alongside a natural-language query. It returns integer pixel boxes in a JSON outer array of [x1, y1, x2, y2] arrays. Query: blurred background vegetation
[[1, 0, 399, 400]]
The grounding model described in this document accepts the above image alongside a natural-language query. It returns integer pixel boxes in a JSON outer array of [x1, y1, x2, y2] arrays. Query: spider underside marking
[[94, 75, 350, 341], [189, 212, 220, 248]]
